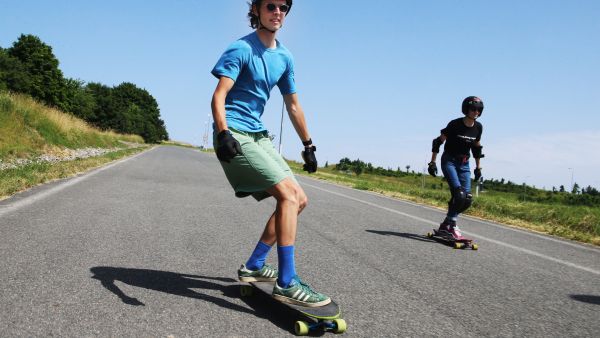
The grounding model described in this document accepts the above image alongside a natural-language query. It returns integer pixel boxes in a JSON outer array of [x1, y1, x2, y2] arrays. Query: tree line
[[0, 34, 168, 143]]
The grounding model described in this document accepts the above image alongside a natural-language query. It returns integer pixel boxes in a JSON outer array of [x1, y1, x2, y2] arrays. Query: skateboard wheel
[[453, 242, 463, 249], [472, 244, 479, 250], [426, 232, 433, 238], [240, 285, 254, 297], [295, 320, 309, 336], [333, 318, 347, 334]]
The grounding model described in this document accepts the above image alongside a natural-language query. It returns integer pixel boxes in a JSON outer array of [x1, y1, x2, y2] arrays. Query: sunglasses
[[266, 3, 289, 13]]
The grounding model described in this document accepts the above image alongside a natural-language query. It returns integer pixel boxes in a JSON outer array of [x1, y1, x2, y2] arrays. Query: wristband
[[302, 138, 313, 147]]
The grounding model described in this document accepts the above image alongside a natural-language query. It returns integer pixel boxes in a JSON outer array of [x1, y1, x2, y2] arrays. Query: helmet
[[249, 0, 293, 29], [462, 96, 484, 116]]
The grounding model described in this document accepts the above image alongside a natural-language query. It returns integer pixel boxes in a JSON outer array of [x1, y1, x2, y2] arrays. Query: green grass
[[0, 147, 147, 200], [287, 161, 600, 246], [0, 91, 148, 200], [0, 91, 143, 159]]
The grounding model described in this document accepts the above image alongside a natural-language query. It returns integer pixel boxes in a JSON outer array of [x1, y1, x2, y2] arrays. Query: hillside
[[0, 91, 147, 199]]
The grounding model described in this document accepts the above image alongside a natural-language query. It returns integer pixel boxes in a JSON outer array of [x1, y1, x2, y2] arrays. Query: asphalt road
[[1, 146, 599, 337]]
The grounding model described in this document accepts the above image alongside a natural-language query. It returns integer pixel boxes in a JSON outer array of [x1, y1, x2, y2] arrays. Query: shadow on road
[[238, 289, 327, 337], [570, 294, 600, 305], [366, 229, 434, 243], [90, 266, 317, 335], [90, 266, 250, 314]]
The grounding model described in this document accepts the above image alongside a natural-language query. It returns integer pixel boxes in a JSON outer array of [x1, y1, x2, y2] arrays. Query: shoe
[[449, 225, 465, 240], [437, 221, 454, 236], [272, 275, 331, 307], [237, 264, 278, 282]]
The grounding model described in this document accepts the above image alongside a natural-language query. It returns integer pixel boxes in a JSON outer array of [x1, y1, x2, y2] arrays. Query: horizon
[[2, 1, 598, 190]]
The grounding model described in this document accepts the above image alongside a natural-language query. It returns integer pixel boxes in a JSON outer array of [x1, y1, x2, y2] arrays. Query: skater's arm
[[283, 93, 311, 144], [473, 140, 483, 169], [430, 134, 446, 163], [211, 76, 235, 133]]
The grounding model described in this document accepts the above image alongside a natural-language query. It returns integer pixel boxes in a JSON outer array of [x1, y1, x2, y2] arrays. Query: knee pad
[[456, 193, 473, 213], [448, 187, 467, 212]]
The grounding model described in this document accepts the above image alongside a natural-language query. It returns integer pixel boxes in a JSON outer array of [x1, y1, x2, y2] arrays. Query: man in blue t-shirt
[[210, 0, 330, 307]]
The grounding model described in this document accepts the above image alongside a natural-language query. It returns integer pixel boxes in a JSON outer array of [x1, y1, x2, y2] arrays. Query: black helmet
[[462, 96, 484, 116], [249, 0, 293, 29]]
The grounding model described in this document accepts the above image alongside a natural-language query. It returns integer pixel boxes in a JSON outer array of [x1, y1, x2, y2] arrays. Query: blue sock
[[277, 245, 296, 288], [245, 241, 272, 271]]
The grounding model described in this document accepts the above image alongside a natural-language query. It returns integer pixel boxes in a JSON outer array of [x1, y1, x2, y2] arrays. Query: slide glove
[[302, 145, 318, 173], [427, 161, 438, 177], [474, 167, 482, 181], [216, 130, 242, 163]]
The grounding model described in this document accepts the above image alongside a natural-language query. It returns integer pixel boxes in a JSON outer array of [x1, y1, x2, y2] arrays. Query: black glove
[[216, 130, 242, 163], [427, 161, 437, 177], [474, 167, 482, 181], [301, 145, 317, 173]]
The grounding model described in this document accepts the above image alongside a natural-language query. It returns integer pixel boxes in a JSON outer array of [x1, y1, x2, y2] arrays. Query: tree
[[559, 185, 565, 192], [571, 183, 580, 194], [405, 165, 410, 173], [7, 34, 68, 110], [0, 47, 33, 93]]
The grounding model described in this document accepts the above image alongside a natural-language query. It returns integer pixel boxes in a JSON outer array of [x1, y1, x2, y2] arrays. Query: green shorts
[[214, 128, 297, 201]]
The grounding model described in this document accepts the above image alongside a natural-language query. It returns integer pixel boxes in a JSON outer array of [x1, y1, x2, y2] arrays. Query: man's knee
[[297, 191, 308, 212]]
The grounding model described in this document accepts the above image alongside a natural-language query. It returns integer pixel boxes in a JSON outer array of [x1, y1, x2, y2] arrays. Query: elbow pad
[[432, 137, 443, 153], [472, 145, 484, 159]]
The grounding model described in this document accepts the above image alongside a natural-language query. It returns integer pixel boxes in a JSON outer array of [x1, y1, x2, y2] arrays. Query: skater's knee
[[297, 191, 308, 213], [270, 179, 301, 207]]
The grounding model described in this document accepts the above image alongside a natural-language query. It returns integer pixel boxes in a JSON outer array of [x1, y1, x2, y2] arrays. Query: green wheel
[[333, 318, 347, 334], [472, 243, 479, 250], [454, 242, 464, 249], [240, 285, 254, 297], [295, 321, 309, 336]]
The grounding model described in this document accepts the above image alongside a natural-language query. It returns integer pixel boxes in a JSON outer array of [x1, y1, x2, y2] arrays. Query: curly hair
[[248, 0, 293, 29]]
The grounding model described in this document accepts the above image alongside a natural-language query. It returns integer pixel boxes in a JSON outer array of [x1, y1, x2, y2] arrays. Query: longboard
[[427, 229, 478, 250], [240, 281, 347, 335]]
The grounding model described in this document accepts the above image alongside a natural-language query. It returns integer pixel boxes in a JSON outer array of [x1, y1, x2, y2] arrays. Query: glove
[[216, 130, 242, 163], [474, 167, 482, 181], [301, 145, 317, 173], [427, 161, 437, 177]]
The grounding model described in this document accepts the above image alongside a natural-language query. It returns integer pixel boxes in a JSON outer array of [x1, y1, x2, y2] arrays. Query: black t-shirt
[[441, 117, 483, 157]]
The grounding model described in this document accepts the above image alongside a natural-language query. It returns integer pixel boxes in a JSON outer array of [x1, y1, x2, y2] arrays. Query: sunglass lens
[[266, 3, 288, 12]]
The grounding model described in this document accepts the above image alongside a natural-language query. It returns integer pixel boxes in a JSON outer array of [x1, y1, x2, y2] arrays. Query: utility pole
[[202, 114, 210, 149], [278, 99, 285, 154], [568, 167, 574, 192]]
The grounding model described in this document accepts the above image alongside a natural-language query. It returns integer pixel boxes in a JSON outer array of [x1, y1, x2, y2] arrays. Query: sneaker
[[272, 275, 331, 307], [237, 264, 278, 282], [437, 221, 454, 236], [449, 225, 465, 240]]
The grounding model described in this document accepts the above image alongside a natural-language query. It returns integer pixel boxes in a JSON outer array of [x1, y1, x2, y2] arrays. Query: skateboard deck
[[240, 281, 346, 335], [427, 229, 478, 250]]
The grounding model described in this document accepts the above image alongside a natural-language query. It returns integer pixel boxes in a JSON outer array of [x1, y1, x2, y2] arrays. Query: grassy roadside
[[0, 147, 148, 200], [0, 91, 149, 201], [0, 91, 143, 159], [286, 161, 600, 246]]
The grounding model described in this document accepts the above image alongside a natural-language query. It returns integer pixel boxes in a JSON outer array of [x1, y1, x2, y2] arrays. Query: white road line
[[0, 148, 152, 218], [302, 181, 600, 276]]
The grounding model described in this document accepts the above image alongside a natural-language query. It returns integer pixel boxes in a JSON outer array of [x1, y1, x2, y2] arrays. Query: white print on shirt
[[457, 134, 476, 143]]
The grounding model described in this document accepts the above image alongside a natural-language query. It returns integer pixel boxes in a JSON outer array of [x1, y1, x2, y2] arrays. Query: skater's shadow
[[366, 229, 434, 243], [90, 266, 250, 314], [570, 294, 600, 305]]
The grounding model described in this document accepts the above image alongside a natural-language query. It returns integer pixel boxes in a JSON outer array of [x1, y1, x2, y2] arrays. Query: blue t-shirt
[[212, 32, 297, 132]]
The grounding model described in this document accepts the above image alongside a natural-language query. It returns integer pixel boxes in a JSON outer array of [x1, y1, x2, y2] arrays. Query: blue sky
[[1, 1, 599, 190]]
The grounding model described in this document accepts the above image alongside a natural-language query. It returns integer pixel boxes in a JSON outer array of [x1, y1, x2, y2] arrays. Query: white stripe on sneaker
[[292, 290, 302, 298]]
